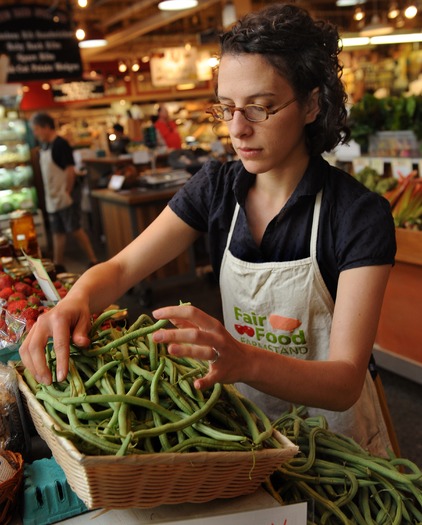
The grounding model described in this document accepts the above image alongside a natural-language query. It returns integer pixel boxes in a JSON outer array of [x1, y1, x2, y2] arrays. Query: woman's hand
[[19, 296, 92, 385], [152, 304, 247, 390]]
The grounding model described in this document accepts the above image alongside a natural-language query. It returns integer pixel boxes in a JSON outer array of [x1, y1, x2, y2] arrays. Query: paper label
[[24, 254, 61, 302]]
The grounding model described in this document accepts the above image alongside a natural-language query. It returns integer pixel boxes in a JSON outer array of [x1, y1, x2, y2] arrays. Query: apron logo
[[233, 306, 308, 355]]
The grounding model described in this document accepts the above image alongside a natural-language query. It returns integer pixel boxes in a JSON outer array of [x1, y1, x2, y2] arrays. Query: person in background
[[153, 105, 182, 149], [109, 123, 131, 156], [30, 112, 99, 273], [21, 4, 395, 457]]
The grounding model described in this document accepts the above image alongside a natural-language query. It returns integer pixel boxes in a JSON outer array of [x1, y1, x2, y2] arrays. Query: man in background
[[109, 123, 131, 156], [30, 112, 99, 273]]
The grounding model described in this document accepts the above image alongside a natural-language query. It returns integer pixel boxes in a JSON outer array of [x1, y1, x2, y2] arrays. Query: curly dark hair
[[219, 3, 350, 155]]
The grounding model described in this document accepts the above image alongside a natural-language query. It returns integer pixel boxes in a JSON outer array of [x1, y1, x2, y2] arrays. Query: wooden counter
[[374, 228, 422, 384], [91, 186, 195, 287]]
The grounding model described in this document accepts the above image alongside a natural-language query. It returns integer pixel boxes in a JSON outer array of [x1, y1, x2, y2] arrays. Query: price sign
[[0, 4, 82, 82]]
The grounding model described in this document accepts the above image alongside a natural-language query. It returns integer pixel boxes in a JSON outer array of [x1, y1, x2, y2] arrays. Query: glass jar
[[9, 211, 40, 258]]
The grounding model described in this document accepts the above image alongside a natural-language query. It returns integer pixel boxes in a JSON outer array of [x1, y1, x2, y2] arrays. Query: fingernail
[[153, 331, 163, 342], [57, 369, 66, 382], [152, 309, 163, 318]]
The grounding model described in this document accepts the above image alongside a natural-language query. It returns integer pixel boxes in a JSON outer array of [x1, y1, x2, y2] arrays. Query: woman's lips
[[237, 147, 262, 160]]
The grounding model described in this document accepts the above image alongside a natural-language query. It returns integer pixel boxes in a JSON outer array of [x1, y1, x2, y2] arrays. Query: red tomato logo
[[234, 324, 255, 337]]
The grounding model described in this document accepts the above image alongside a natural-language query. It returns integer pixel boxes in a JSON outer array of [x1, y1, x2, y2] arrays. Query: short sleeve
[[335, 192, 396, 271]]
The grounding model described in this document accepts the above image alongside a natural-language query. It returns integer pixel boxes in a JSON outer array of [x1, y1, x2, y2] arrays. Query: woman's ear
[[305, 87, 320, 124]]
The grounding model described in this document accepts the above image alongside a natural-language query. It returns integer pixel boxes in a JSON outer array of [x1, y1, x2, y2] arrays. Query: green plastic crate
[[22, 457, 88, 525]]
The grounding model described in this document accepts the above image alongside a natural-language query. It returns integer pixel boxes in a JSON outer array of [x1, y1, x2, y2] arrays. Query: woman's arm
[[153, 264, 391, 411], [19, 206, 200, 384]]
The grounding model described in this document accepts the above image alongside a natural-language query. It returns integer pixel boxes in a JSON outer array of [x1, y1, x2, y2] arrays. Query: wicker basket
[[18, 374, 299, 510], [0, 450, 24, 525]]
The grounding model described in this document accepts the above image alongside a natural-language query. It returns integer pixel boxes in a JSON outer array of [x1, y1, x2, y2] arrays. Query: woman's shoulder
[[323, 161, 391, 217]]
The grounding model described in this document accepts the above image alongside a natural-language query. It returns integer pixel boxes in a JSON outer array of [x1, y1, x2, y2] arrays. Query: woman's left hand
[[152, 304, 246, 390]]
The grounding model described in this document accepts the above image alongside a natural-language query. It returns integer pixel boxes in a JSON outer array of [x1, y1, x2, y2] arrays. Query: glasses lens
[[211, 105, 231, 121], [244, 105, 267, 122]]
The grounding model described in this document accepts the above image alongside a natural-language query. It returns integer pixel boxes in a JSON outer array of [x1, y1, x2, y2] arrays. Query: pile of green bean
[[24, 310, 282, 456], [265, 406, 422, 525]]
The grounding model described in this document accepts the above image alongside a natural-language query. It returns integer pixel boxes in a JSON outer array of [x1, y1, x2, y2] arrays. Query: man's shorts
[[48, 202, 82, 234]]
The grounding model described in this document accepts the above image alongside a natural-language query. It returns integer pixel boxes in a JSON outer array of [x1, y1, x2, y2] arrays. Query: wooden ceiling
[[8, 0, 422, 63]]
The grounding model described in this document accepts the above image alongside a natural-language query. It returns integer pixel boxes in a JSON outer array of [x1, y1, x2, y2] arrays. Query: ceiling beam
[[81, 0, 222, 59]]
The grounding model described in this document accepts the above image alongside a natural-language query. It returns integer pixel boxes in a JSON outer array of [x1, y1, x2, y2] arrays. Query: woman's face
[[217, 53, 319, 176]]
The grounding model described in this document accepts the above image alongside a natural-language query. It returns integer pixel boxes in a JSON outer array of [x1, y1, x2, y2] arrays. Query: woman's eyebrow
[[217, 91, 278, 102]]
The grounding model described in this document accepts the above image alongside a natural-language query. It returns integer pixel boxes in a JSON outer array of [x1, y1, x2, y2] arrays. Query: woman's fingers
[[153, 304, 220, 332]]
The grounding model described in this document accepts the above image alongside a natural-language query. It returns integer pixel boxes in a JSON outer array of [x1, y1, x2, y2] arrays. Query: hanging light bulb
[[78, 0, 88, 7], [75, 27, 85, 41], [118, 60, 128, 73], [404, 3, 418, 18], [131, 60, 140, 72], [387, 3, 400, 19], [353, 7, 365, 21]]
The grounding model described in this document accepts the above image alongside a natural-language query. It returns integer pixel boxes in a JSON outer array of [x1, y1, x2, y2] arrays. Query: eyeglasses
[[206, 96, 297, 123]]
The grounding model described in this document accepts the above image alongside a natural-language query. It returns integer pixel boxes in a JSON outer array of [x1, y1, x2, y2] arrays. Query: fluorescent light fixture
[[341, 32, 422, 47], [78, 26, 107, 48], [341, 36, 370, 47], [158, 0, 198, 10], [336, 0, 366, 6], [371, 32, 422, 44]]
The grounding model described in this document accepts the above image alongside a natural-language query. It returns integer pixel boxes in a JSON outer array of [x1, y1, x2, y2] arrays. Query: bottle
[[9, 210, 40, 258]]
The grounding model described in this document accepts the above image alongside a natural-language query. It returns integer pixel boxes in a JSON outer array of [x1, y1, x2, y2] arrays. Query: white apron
[[39, 147, 73, 213], [220, 191, 391, 456]]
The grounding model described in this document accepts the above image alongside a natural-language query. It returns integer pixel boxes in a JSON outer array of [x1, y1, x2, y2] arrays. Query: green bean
[[88, 309, 124, 338], [175, 411, 247, 443], [164, 436, 250, 453], [84, 360, 119, 389], [150, 358, 172, 450], [66, 404, 134, 455], [83, 319, 169, 356], [116, 432, 133, 456]]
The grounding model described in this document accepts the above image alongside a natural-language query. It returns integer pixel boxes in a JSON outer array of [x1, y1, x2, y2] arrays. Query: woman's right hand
[[19, 295, 92, 385]]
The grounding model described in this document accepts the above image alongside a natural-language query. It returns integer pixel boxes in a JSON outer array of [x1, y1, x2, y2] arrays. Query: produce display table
[[91, 185, 196, 296]]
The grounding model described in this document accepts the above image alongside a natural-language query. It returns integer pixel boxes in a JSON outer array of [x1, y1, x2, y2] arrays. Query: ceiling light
[[131, 60, 140, 72], [353, 7, 365, 21], [336, 0, 366, 6], [360, 14, 394, 36], [78, 27, 107, 48], [387, 3, 400, 18], [158, 0, 198, 11], [118, 60, 128, 73], [371, 32, 422, 44], [341, 32, 422, 47], [75, 27, 85, 41], [404, 4, 418, 18], [78, 0, 88, 6]]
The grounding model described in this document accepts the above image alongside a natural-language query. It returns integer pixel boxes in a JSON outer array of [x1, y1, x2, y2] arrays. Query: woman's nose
[[229, 111, 253, 139]]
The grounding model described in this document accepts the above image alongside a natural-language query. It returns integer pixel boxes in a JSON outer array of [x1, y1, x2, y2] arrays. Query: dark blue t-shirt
[[169, 155, 396, 301]]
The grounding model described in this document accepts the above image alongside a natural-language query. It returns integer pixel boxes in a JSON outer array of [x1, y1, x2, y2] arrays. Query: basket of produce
[[18, 309, 298, 510], [0, 450, 24, 525]]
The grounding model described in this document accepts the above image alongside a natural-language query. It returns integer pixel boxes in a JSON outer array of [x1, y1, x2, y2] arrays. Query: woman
[[20, 4, 395, 456]]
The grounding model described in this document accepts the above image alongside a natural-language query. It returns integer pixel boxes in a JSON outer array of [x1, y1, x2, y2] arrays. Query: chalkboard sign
[[0, 4, 82, 82]]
